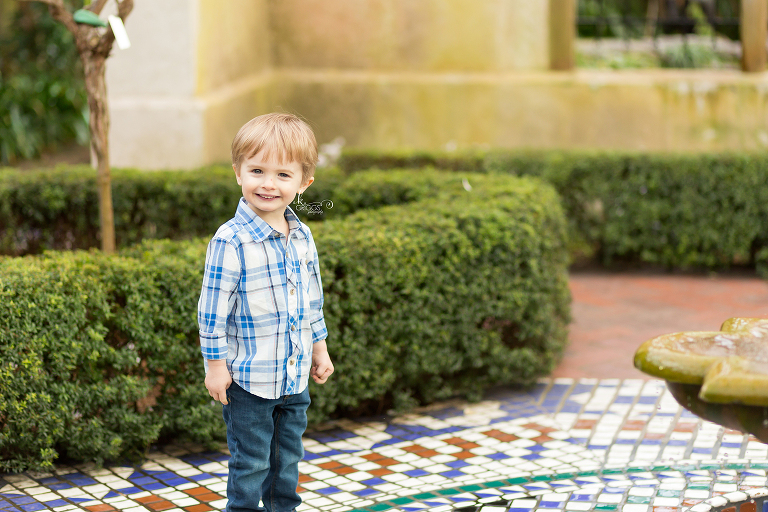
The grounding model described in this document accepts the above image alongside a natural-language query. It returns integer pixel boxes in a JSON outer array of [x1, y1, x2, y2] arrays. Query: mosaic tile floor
[[3, 378, 768, 512]]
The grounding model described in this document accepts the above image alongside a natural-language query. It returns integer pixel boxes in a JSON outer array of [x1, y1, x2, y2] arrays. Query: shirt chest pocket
[[299, 258, 311, 292]]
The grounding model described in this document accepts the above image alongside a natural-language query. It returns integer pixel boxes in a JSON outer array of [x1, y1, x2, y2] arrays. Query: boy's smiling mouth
[[257, 194, 280, 199]]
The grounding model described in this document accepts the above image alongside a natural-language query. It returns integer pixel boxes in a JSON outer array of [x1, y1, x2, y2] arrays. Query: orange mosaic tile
[[453, 450, 476, 460], [85, 505, 115, 512], [376, 458, 399, 466], [183, 487, 210, 496], [483, 429, 519, 442], [523, 423, 557, 434], [652, 507, 678, 512], [573, 419, 597, 429], [362, 453, 385, 462], [531, 435, 554, 444], [683, 499, 703, 506], [185, 504, 213, 512], [644, 433, 665, 440], [622, 420, 647, 430], [368, 468, 394, 477], [298, 474, 314, 483], [319, 461, 343, 469], [195, 493, 223, 503], [136, 496, 164, 504], [402, 445, 440, 457], [147, 500, 176, 511], [673, 422, 698, 432]]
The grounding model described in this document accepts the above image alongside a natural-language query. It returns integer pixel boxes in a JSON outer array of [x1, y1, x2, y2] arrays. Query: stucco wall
[[274, 69, 768, 152], [267, 0, 550, 72], [105, 1, 768, 169]]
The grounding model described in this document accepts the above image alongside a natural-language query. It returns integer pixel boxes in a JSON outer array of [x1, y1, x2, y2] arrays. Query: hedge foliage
[[0, 2, 88, 164], [7, 150, 768, 273], [340, 149, 768, 272], [1, 173, 570, 471], [0, 165, 346, 255]]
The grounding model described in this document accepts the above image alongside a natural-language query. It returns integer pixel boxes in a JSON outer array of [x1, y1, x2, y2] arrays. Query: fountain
[[634, 317, 768, 512]]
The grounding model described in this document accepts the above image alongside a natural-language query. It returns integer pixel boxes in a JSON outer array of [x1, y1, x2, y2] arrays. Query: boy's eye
[[279, 172, 290, 178], [250, 168, 262, 174]]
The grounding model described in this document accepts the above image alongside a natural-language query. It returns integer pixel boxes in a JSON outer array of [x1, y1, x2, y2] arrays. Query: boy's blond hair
[[231, 113, 318, 184]]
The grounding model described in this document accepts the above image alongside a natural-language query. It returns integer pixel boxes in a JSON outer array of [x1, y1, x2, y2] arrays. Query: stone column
[[741, 0, 768, 72], [549, 0, 576, 71], [106, 0, 272, 169]]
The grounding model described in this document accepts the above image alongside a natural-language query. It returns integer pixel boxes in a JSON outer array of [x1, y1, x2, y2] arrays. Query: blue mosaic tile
[[19, 504, 44, 512], [42, 500, 67, 507]]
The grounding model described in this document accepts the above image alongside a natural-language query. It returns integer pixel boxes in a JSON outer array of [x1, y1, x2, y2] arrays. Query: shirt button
[[289, 359, 295, 366], [290, 288, 295, 295], [291, 325, 296, 331]]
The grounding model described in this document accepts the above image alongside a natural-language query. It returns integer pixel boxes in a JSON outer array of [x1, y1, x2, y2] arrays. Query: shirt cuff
[[199, 332, 228, 359], [311, 317, 328, 344]]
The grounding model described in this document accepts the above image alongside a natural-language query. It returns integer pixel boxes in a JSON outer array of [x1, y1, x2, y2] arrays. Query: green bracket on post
[[73, 9, 108, 28]]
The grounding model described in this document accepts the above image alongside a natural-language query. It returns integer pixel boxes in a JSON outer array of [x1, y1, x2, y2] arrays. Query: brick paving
[[554, 271, 768, 380]]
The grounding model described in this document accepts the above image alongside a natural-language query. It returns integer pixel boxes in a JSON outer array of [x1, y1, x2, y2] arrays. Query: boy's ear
[[299, 176, 314, 193], [233, 164, 241, 185]]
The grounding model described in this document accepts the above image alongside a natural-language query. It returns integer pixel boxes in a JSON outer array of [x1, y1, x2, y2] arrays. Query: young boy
[[198, 112, 334, 512]]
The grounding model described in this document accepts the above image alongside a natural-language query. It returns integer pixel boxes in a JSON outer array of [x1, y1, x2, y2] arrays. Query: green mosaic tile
[[727, 463, 748, 470], [413, 492, 437, 500], [507, 477, 529, 485], [390, 497, 414, 506], [579, 471, 599, 477], [596, 504, 618, 510], [534, 474, 554, 481], [677, 465, 697, 471], [437, 489, 458, 496], [750, 462, 768, 469], [700, 462, 722, 470], [485, 481, 506, 488], [657, 490, 681, 497], [602, 468, 623, 475], [626, 467, 647, 473], [554, 473, 575, 480], [459, 485, 483, 492], [627, 496, 652, 504], [651, 465, 672, 471], [369, 505, 391, 512], [690, 484, 711, 490]]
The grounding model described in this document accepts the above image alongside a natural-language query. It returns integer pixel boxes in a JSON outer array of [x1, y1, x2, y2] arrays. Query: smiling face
[[234, 150, 314, 227]]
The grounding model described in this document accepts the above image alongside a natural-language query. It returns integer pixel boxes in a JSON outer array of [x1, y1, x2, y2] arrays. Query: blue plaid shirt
[[198, 198, 328, 399]]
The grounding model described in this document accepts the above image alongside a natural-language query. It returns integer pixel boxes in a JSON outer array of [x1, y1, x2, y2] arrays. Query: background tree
[[19, 0, 133, 253]]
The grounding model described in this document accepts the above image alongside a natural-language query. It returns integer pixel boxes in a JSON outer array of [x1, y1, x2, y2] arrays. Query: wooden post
[[741, 0, 768, 72], [21, 0, 133, 254], [550, 0, 577, 70]]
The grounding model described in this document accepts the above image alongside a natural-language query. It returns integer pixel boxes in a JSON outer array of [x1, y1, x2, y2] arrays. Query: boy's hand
[[311, 340, 334, 384], [205, 359, 232, 404]]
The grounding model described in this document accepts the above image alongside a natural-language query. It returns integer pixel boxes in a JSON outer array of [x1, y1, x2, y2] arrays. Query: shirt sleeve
[[198, 236, 241, 360], [306, 231, 328, 344]]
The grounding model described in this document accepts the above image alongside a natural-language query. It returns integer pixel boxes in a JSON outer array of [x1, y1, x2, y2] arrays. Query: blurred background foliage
[[0, 0, 88, 165]]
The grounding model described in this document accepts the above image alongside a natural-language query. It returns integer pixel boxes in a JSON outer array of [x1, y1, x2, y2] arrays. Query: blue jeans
[[223, 382, 310, 512]]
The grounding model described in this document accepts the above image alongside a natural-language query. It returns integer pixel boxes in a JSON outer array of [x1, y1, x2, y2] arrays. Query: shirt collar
[[234, 198, 308, 243]]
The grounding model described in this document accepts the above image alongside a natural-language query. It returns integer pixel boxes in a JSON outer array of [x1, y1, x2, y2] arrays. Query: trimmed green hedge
[[6, 149, 768, 273], [0, 165, 345, 255], [1, 173, 570, 471], [340, 149, 768, 272]]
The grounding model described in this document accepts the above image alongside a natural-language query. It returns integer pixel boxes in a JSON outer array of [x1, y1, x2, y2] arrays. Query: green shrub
[[0, 3, 88, 164], [0, 173, 570, 471], [0, 165, 345, 255], [342, 150, 768, 271]]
